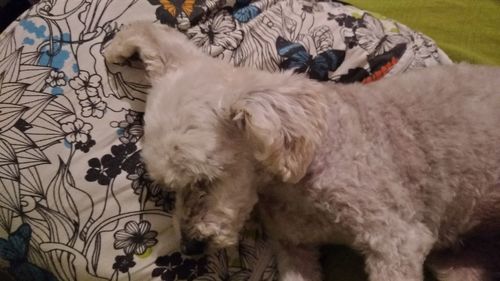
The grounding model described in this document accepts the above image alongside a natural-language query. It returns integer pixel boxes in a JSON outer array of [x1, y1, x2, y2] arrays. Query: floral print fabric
[[0, 0, 451, 280]]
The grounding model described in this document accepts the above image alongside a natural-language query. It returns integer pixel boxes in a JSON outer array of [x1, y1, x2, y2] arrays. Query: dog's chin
[[195, 219, 244, 246], [211, 234, 239, 250]]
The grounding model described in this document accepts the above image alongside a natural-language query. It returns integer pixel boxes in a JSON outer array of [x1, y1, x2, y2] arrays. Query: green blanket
[[346, 0, 500, 65]]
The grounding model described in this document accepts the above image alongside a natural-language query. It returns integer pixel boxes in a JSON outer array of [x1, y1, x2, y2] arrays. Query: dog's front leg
[[103, 21, 202, 78], [273, 241, 322, 281]]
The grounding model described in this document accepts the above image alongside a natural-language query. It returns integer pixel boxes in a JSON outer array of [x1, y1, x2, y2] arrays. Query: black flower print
[[128, 164, 162, 199], [127, 162, 176, 211], [61, 118, 93, 144], [112, 254, 136, 273], [111, 142, 138, 161], [113, 220, 158, 255], [79, 96, 107, 118], [45, 69, 66, 87], [187, 9, 243, 56], [110, 110, 144, 144], [68, 71, 102, 100], [120, 150, 176, 211], [75, 137, 96, 153], [121, 149, 142, 175], [152, 252, 207, 281], [85, 142, 138, 185], [85, 156, 121, 185], [176, 258, 207, 280]]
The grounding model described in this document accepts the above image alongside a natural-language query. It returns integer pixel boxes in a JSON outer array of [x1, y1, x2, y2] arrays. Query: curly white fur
[[104, 22, 500, 281]]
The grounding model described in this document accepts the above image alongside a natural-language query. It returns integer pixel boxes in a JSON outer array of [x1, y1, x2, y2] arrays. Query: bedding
[[0, 0, 451, 280]]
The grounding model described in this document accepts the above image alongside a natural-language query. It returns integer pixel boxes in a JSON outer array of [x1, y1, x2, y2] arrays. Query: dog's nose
[[180, 237, 207, 256]]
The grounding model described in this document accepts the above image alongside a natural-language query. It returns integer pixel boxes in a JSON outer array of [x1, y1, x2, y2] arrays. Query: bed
[[0, 1, 452, 280]]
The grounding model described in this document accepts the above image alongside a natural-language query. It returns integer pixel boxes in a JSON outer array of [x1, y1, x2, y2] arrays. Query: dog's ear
[[230, 86, 327, 183]]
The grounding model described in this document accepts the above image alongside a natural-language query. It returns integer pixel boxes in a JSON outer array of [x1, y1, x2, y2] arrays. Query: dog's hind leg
[[273, 241, 322, 281], [358, 221, 436, 281], [426, 236, 500, 281], [427, 185, 500, 281]]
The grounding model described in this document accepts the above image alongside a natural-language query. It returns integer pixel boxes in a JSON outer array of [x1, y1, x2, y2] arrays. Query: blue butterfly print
[[233, 5, 261, 23], [276, 36, 345, 81], [0, 224, 57, 281]]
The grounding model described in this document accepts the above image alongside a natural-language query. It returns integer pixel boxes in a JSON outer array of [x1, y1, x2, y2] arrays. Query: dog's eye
[[184, 125, 199, 133]]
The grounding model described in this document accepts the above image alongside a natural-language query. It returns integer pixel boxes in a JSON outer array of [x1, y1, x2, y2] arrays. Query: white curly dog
[[104, 22, 500, 281]]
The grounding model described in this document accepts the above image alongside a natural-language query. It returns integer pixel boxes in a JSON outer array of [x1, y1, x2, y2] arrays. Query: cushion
[[0, 0, 450, 280]]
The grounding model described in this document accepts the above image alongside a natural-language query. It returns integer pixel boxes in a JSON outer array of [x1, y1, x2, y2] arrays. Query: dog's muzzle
[[180, 236, 207, 256]]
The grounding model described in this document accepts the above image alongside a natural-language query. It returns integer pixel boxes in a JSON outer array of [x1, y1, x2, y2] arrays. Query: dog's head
[[142, 65, 327, 255]]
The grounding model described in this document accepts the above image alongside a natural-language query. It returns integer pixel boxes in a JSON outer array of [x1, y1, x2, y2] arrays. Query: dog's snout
[[180, 236, 207, 256]]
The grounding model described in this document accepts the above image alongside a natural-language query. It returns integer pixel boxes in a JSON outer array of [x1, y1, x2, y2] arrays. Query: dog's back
[[382, 63, 500, 238], [339, 64, 500, 281]]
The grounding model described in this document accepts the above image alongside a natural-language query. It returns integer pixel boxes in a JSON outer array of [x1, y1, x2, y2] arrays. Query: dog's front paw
[[103, 41, 132, 65], [103, 27, 142, 65], [280, 271, 319, 281]]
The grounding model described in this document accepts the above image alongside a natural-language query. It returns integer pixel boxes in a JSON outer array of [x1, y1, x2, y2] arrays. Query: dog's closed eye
[[184, 125, 199, 133]]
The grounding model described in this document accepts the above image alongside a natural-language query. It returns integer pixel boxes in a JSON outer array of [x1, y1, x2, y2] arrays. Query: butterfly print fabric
[[0, 0, 451, 280]]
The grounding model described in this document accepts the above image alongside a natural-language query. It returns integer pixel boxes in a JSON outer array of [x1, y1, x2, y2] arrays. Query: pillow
[[0, 1, 451, 280]]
